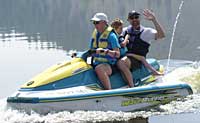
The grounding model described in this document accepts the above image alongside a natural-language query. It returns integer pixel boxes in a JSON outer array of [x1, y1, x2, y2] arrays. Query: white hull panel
[[7, 88, 190, 114]]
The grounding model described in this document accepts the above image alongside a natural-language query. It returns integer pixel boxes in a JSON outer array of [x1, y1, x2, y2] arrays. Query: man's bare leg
[[127, 54, 163, 76]]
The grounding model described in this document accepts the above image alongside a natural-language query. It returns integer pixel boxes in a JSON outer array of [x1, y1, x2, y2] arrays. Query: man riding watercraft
[[117, 9, 165, 87]]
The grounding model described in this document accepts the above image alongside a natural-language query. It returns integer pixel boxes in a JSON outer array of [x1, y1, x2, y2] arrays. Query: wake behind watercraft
[[7, 50, 193, 114]]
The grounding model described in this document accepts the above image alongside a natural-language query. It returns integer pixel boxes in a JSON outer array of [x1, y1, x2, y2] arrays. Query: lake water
[[0, 0, 200, 122]]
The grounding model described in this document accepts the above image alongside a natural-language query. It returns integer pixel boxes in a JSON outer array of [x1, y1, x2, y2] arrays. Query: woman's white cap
[[90, 13, 108, 22]]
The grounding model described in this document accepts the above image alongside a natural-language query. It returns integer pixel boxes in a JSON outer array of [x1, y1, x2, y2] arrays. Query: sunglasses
[[93, 21, 100, 25], [129, 15, 140, 19]]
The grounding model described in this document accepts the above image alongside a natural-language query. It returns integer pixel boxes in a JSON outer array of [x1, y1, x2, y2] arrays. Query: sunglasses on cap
[[93, 21, 100, 25]]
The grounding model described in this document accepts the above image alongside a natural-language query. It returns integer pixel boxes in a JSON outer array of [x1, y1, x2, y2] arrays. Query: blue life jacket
[[91, 26, 118, 65]]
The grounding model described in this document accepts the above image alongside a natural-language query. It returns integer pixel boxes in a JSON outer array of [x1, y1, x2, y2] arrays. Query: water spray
[[166, 1, 184, 73]]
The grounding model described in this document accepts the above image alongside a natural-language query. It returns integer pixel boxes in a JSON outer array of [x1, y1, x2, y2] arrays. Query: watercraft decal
[[121, 95, 181, 107]]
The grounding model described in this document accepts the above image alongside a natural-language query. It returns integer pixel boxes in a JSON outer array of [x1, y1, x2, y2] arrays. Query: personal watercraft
[[7, 50, 193, 114]]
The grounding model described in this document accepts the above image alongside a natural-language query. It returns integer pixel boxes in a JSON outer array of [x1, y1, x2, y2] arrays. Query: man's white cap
[[90, 13, 108, 22]]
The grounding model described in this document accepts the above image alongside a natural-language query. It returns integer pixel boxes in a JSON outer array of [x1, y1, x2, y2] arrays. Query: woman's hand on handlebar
[[96, 48, 107, 54]]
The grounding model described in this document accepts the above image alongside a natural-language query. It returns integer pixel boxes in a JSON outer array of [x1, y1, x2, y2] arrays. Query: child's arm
[[121, 34, 129, 47]]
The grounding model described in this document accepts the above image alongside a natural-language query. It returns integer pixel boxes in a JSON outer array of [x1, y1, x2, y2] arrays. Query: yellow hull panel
[[22, 58, 92, 88]]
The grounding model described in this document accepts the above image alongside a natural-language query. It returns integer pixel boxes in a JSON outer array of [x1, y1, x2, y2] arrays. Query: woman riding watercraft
[[89, 12, 121, 90]]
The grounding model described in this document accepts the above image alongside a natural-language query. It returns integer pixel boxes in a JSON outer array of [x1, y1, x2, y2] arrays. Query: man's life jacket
[[126, 26, 150, 57]]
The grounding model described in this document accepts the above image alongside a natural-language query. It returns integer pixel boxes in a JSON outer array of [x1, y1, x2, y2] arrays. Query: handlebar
[[88, 49, 105, 54]]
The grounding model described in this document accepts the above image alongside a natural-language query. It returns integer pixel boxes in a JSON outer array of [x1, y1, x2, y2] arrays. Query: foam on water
[[1, 61, 200, 123], [161, 61, 200, 93]]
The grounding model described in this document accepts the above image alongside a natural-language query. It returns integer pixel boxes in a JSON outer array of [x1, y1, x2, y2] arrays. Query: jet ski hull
[[7, 81, 192, 114], [6, 52, 193, 114]]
